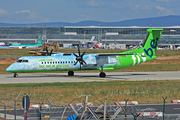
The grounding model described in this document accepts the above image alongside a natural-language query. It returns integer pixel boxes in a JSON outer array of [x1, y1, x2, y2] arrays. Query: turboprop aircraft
[[6, 28, 163, 78], [9, 39, 42, 49]]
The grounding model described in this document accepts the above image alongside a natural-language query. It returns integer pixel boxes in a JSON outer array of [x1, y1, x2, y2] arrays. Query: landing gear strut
[[13, 73, 18, 77], [68, 71, 74, 76], [99, 66, 106, 78]]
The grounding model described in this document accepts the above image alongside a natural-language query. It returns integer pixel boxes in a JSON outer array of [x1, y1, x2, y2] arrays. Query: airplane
[[6, 28, 163, 78], [9, 39, 42, 49], [79, 36, 96, 45], [86, 36, 106, 49]]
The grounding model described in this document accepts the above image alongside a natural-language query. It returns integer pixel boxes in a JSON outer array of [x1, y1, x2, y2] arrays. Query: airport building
[[0, 26, 180, 47]]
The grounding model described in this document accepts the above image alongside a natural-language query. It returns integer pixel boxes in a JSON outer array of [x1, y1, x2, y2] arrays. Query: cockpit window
[[22, 60, 28, 62], [16, 59, 28, 63], [16, 60, 22, 62]]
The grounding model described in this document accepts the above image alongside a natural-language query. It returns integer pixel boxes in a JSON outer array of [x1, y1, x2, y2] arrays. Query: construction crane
[[29, 43, 59, 56]]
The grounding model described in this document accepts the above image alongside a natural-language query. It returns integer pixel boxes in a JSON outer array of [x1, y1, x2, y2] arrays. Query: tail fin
[[142, 28, 163, 58], [36, 39, 42, 44], [90, 36, 95, 41]]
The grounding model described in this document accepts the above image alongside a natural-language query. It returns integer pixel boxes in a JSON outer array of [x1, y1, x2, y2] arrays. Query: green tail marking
[[36, 39, 42, 44], [142, 28, 163, 58]]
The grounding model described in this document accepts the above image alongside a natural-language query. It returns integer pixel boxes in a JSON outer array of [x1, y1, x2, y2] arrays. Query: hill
[[0, 15, 180, 27]]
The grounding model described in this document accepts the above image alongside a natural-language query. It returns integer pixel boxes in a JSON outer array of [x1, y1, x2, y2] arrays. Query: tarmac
[[1, 71, 180, 84]]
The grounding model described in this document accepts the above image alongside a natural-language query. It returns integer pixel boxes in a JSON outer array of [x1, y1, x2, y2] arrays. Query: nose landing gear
[[13, 73, 18, 77]]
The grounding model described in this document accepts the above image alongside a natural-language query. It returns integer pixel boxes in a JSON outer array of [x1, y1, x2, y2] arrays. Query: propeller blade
[[73, 53, 78, 57], [81, 52, 85, 57], [74, 61, 78, 65], [77, 45, 80, 56], [83, 60, 87, 65]]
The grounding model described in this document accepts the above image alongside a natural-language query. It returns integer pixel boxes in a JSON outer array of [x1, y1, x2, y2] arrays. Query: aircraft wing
[[96, 53, 134, 57]]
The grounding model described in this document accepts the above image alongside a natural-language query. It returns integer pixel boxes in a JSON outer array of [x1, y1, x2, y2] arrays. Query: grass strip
[[0, 80, 179, 105]]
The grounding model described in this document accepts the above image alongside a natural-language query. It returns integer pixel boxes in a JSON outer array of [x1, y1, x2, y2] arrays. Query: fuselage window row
[[40, 61, 76, 65]]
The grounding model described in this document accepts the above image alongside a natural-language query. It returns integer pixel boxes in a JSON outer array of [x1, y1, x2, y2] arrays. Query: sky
[[0, 0, 179, 23]]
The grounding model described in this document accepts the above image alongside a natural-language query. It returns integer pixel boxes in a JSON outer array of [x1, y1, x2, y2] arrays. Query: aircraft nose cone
[[6, 64, 15, 72], [6, 66, 11, 72]]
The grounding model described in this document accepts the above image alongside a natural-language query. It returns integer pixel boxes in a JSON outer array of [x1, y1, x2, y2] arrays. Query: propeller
[[73, 45, 86, 70], [46, 47, 53, 56]]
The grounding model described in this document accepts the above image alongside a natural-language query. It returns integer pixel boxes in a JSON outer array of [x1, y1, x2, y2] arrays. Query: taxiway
[[0, 71, 180, 84]]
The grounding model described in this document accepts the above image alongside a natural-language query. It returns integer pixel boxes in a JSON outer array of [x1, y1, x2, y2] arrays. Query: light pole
[[43, 24, 46, 35], [162, 96, 167, 120], [84, 30, 86, 45], [98, 24, 102, 42], [43, 24, 46, 44], [104, 30, 107, 48]]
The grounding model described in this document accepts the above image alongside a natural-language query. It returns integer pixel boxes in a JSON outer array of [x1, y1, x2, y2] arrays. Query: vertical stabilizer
[[90, 36, 95, 41], [142, 29, 163, 58], [36, 39, 42, 45]]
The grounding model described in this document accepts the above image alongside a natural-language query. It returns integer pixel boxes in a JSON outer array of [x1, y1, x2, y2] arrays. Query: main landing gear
[[68, 71, 74, 76], [13, 73, 18, 77], [99, 66, 106, 78], [99, 72, 106, 77]]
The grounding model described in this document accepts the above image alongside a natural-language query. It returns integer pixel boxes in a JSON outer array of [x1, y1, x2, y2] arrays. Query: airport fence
[[0, 94, 179, 120]]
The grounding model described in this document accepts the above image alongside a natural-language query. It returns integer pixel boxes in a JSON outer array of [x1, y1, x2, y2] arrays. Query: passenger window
[[47, 62, 49, 64], [63, 61, 64, 64], [44, 62, 46, 64], [41, 62, 43, 64], [55, 62, 57, 64], [68, 61, 70, 63], [50, 62, 52, 64], [66, 61, 67, 63], [71, 61, 73, 63]]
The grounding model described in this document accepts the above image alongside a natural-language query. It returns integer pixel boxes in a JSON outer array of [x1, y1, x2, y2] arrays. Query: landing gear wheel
[[68, 71, 74, 76], [13, 73, 18, 78], [99, 72, 106, 78]]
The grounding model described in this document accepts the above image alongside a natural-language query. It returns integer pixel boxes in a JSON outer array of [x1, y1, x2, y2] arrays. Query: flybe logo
[[144, 37, 159, 58]]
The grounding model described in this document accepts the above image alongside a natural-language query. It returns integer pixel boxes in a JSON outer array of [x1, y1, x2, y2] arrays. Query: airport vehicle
[[29, 43, 59, 56], [6, 28, 163, 78], [0, 42, 5, 46], [177, 46, 180, 50], [9, 39, 42, 49]]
